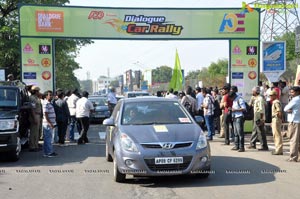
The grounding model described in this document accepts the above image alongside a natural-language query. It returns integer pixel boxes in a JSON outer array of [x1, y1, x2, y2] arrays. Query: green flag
[[169, 49, 183, 91]]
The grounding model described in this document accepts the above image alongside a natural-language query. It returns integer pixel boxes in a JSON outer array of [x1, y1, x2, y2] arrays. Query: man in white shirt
[[67, 89, 80, 142], [165, 88, 178, 99], [195, 87, 204, 116], [76, 91, 94, 144], [107, 87, 117, 114]]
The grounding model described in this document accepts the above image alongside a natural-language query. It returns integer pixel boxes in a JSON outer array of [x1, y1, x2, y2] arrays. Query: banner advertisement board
[[19, 5, 259, 39], [21, 38, 53, 92], [262, 41, 286, 72], [230, 39, 259, 102]]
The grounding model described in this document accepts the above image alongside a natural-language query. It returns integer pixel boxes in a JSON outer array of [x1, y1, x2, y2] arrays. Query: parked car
[[88, 96, 110, 123], [103, 97, 211, 182], [0, 80, 31, 161], [124, 91, 150, 98]]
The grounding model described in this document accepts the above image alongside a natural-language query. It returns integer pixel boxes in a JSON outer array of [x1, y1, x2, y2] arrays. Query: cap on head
[[31, 86, 40, 91], [269, 90, 277, 96]]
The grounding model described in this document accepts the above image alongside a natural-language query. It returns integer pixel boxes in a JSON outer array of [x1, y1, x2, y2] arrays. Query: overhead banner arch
[[19, 5, 260, 100]]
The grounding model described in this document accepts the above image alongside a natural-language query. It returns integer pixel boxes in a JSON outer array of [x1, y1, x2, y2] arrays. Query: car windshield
[[121, 101, 192, 125], [0, 88, 18, 107], [89, 98, 107, 106]]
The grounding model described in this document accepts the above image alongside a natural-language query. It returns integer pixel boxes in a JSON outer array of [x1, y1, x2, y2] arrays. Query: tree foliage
[[185, 59, 228, 88], [0, 0, 93, 91], [274, 31, 297, 83], [152, 65, 172, 83]]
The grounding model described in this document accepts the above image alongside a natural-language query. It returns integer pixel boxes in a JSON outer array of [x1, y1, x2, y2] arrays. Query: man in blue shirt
[[284, 86, 300, 162], [229, 86, 246, 152]]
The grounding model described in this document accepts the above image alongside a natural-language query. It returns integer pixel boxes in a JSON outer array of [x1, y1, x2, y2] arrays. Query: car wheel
[[105, 143, 113, 162], [113, 151, 126, 183], [8, 137, 21, 162]]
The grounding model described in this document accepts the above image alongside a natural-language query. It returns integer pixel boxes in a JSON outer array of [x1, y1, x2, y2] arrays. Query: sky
[[66, 0, 262, 80]]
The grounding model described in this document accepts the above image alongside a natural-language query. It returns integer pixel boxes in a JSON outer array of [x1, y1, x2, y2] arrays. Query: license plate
[[155, 157, 183, 165]]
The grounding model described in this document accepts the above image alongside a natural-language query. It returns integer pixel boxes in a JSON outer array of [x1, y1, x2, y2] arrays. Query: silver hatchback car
[[103, 97, 211, 182]]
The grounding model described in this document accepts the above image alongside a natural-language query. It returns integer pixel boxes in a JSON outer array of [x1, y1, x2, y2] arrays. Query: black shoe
[[84, 139, 89, 143], [231, 147, 239, 151], [258, 147, 269, 151], [238, 148, 245, 152]]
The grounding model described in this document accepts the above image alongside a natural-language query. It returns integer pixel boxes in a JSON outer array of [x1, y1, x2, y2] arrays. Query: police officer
[[269, 90, 283, 155], [29, 86, 42, 152]]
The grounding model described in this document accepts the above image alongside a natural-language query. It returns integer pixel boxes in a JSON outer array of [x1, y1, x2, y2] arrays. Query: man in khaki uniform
[[248, 87, 268, 150], [29, 86, 43, 152], [269, 90, 283, 155]]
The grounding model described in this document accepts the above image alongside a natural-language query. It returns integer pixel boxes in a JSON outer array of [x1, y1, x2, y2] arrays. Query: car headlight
[[0, 119, 18, 130], [196, 133, 207, 149], [120, 133, 138, 152]]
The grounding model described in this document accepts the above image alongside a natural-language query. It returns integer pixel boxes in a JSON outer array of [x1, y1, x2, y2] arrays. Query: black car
[[88, 96, 110, 123], [0, 81, 31, 161]]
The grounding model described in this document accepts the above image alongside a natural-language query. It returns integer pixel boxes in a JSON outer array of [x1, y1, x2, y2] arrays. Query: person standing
[[181, 86, 197, 118], [54, 90, 70, 145], [212, 88, 222, 135], [284, 86, 300, 162], [201, 88, 214, 140], [42, 90, 58, 157], [248, 86, 269, 151], [107, 87, 117, 114], [269, 90, 283, 155], [279, 81, 289, 122], [165, 88, 178, 99], [76, 91, 94, 144], [221, 84, 234, 145], [7, 74, 14, 81], [67, 89, 80, 142], [195, 87, 204, 117], [28, 86, 43, 152], [229, 87, 246, 152]]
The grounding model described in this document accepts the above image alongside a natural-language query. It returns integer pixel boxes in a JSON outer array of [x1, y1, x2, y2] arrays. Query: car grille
[[144, 156, 193, 172], [0, 135, 10, 144], [141, 142, 193, 149]]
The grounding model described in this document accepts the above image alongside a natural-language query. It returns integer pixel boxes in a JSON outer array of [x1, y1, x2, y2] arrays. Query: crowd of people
[[26, 86, 94, 158], [162, 81, 300, 162], [23, 77, 300, 162]]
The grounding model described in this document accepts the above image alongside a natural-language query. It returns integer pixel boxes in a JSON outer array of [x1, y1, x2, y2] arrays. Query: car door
[[106, 101, 122, 154]]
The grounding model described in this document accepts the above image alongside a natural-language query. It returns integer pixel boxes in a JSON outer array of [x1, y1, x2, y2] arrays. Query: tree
[[152, 65, 172, 83], [0, 0, 93, 91]]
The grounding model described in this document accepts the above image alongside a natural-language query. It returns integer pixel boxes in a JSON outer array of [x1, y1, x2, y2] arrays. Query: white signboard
[[264, 71, 284, 83], [0, 69, 5, 81]]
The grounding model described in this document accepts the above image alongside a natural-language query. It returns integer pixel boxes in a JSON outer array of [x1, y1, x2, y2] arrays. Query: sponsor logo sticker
[[41, 58, 51, 67], [39, 45, 51, 54], [36, 11, 64, 32], [23, 43, 34, 54]]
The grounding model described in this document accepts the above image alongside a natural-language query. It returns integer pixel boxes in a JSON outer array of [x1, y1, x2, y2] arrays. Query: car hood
[[119, 124, 202, 143], [0, 109, 18, 119]]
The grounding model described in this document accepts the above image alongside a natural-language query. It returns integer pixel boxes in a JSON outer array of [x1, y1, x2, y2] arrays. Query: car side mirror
[[103, 118, 115, 126]]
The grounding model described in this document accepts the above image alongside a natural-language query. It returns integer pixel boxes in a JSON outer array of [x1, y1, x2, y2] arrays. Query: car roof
[[121, 96, 178, 103]]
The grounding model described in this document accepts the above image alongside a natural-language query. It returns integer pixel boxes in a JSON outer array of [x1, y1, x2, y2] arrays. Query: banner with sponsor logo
[[262, 41, 286, 82], [21, 38, 53, 92], [230, 40, 259, 101], [19, 5, 259, 39]]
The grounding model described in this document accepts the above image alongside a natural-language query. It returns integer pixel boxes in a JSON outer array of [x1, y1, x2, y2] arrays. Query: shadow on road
[[0, 142, 106, 167], [123, 155, 280, 187]]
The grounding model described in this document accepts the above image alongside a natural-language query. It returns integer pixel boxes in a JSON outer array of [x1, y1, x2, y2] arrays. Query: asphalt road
[[0, 124, 299, 199]]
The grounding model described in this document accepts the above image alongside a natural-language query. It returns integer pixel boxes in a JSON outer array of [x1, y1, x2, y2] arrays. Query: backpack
[[237, 98, 253, 120], [209, 97, 222, 118]]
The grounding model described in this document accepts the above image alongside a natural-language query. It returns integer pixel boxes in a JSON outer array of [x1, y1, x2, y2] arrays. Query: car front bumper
[[115, 146, 211, 177]]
